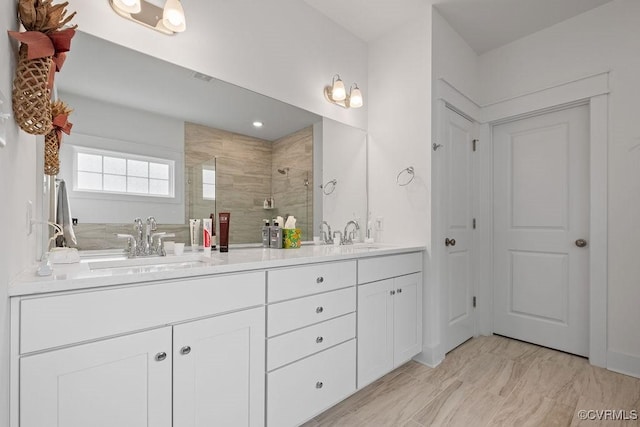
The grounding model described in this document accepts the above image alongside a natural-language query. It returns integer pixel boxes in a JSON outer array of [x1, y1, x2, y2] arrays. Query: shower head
[[277, 167, 289, 175]]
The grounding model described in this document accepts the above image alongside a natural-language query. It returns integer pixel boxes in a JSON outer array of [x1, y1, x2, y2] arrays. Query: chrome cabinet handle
[[316, 306, 324, 314], [180, 346, 191, 355], [445, 238, 456, 247], [390, 290, 396, 295], [316, 336, 324, 344], [316, 381, 324, 389], [316, 276, 324, 284], [155, 352, 167, 362], [575, 239, 588, 248], [397, 288, 402, 294]]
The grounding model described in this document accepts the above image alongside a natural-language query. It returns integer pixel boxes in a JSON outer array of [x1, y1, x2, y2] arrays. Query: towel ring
[[396, 166, 415, 186], [322, 179, 337, 195]]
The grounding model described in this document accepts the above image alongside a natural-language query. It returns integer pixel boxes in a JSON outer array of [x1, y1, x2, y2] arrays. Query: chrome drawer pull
[[316, 306, 324, 314], [180, 346, 191, 355], [316, 276, 324, 284], [316, 381, 324, 389], [155, 352, 167, 362], [316, 336, 324, 344], [397, 288, 402, 294], [390, 290, 396, 295]]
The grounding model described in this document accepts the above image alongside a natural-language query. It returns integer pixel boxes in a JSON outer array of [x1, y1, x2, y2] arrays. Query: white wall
[[58, 92, 185, 224], [0, 4, 39, 425], [431, 9, 479, 102], [367, 6, 433, 360], [71, 0, 368, 131], [322, 118, 367, 238], [478, 0, 640, 376]]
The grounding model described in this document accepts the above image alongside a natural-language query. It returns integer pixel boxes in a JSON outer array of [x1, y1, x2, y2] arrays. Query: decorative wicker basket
[[12, 44, 53, 135], [44, 128, 59, 175]]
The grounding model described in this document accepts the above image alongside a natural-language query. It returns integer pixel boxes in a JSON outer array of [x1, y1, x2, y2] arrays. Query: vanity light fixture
[[324, 74, 363, 109], [109, 0, 186, 35]]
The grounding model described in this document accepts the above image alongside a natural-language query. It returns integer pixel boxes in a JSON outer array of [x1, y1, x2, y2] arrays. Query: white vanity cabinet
[[266, 261, 357, 427], [357, 252, 423, 388], [20, 327, 173, 427], [12, 272, 266, 427]]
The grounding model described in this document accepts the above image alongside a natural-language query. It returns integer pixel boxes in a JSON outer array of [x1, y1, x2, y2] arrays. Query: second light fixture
[[110, 0, 186, 34], [324, 74, 363, 109]]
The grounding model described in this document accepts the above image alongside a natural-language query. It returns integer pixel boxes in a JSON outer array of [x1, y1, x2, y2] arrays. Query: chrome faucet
[[144, 216, 158, 254], [321, 221, 333, 244], [343, 220, 360, 245], [133, 217, 144, 254], [119, 216, 167, 258], [333, 230, 344, 245]]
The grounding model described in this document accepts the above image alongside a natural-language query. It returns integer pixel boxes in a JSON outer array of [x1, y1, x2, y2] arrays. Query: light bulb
[[113, 0, 141, 14], [331, 76, 346, 101], [348, 85, 363, 108], [163, 0, 186, 32]]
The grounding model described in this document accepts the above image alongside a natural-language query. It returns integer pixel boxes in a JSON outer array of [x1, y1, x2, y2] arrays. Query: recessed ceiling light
[[253, 121, 264, 128]]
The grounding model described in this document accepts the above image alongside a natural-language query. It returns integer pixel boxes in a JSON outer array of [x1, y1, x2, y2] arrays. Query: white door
[[441, 107, 476, 353], [393, 273, 422, 365], [173, 307, 266, 427], [493, 105, 589, 356], [20, 327, 172, 427], [357, 279, 394, 388]]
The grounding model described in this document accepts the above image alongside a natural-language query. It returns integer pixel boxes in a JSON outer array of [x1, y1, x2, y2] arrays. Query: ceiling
[[56, 32, 321, 141], [303, 0, 614, 53]]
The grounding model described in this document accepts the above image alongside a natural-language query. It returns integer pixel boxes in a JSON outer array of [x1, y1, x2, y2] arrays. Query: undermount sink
[[87, 253, 220, 272]]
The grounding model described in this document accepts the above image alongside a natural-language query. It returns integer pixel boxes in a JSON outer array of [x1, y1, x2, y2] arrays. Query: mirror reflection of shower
[[277, 167, 290, 176]]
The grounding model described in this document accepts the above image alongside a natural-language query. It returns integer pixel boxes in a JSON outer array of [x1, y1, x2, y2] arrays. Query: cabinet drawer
[[267, 339, 356, 427], [268, 261, 356, 302], [20, 272, 265, 354], [267, 313, 355, 371], [357, 252, 422, 284], [267, 287, 355, 337]]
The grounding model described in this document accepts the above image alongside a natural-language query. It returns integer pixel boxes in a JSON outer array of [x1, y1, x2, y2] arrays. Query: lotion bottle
[[262, 219, 271, 247], [270, 220, 283, 249]]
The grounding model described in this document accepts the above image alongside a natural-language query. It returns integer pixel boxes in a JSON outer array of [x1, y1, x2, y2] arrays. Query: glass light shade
[[113, 0, 141, 14], [349, 85, 363, 108], [163, 0, 186, 32], [331, 77, 346, 101]]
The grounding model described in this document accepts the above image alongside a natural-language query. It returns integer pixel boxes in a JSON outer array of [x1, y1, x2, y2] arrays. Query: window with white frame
[[74, 147, 175, 198], [202, 167, 216, 200]]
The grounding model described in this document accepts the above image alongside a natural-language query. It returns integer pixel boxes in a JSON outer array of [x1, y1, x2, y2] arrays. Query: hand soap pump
[[270, 219, 283, 249], [262, 219, 271, 248]]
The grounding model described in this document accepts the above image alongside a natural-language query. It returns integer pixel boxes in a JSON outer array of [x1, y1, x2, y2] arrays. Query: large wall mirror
[[51, 31, 367, 250]]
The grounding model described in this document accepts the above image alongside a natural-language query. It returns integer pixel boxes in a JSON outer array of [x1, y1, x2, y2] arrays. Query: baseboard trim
[[607, 350, 640, 379], [413, 344, 444, 368]]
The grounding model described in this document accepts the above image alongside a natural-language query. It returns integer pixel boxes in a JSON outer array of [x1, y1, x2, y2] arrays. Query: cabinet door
[[20, 327, 172, 427], [357, 279, 394, 388], [393, 273, 423, 366], [173, 307, 265, 427]]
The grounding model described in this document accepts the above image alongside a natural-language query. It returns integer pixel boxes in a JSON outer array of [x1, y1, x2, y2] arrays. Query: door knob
[[155, 352, 167, 362], [445, 238, 456, 247], [575, 239, 588, 248], [180, 346, 191, 355]]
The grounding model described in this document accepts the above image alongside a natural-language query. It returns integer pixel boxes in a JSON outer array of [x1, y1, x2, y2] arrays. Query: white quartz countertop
[[9, 244, 425, 297]]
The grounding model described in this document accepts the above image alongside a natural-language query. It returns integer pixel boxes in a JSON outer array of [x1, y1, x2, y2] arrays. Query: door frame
[[434, 72, 609, 367]]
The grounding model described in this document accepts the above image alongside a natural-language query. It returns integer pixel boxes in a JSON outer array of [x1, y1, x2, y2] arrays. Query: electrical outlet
[[375, 216, 384, 231]]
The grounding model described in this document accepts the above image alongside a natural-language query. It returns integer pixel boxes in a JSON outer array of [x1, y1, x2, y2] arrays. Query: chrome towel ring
[[396, 166, 415, 186], [322, 179, 337, 195]]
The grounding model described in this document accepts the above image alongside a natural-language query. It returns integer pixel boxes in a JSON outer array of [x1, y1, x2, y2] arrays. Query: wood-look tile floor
[[303, 335, 640, 427]]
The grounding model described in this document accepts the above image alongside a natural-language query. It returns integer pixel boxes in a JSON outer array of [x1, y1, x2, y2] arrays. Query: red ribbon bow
[[52, 113, 72, 148], [8, 28, 76, 89]]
